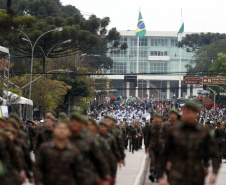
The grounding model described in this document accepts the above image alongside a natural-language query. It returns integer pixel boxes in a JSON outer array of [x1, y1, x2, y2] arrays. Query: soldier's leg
[[149, 150, 156, 182], [139, 136, 142, 149], [129, 139, 132, 152], [132, 138, 135, 153], [125, 138, 128, 149]]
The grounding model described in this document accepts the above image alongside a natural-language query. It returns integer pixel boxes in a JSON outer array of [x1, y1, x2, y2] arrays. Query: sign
[[183, 76, 200, 84], [156, 103, 164, 111], [203, 77, 226, 84], [0, 106, 8, 117]]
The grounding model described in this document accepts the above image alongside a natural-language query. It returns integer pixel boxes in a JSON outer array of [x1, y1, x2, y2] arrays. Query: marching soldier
[[145, 113, 164, 182], [128, 123, 137, 154], [158, 100, 220, 185]]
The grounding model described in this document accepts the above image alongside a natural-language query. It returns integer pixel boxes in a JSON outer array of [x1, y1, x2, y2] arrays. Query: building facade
[[106, 30, 202, 99]]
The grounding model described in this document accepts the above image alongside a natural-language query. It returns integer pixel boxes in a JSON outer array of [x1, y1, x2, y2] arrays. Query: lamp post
[[20, 27, 63, 119], [76, 53, 100, 67]]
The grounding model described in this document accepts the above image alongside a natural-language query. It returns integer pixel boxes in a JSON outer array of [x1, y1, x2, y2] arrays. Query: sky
[[61, 0, 226, 33]]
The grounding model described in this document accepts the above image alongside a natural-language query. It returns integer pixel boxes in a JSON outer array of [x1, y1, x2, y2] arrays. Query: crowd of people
[[0, 97, 225, 185]]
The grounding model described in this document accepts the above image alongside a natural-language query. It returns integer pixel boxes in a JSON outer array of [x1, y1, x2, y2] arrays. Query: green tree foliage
[[209, 53, 226, 76], [179, 32, 226, 53], [186, 39, 226, 76]]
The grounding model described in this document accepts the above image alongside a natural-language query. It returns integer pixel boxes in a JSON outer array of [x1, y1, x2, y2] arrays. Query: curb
[[134, 154, 149, 185]]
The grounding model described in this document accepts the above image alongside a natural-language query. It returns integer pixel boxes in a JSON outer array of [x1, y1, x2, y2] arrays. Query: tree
[[186, 39, 226, 76], [209, 53, 226, 76], [179, 32, 226, 53]]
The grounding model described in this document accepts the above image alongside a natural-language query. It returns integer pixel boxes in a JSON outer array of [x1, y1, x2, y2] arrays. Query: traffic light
[[203, 84, 207, 90]]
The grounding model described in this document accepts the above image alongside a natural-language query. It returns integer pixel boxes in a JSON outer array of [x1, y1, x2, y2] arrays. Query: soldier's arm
[[90, 138, 109, 180], [158, 130, 172, 178], [112, 137, 121, 162], [205, 132, 221, 175], [145, 127, 150, 150], [117, 131, 125, 160], [5, 136, 23, 171], [33, 147, 45, 185]]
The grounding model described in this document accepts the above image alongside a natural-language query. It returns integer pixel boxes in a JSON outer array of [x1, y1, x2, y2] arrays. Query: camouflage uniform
[[215, 126, 224, 163], [99, 133, 121, 178], [34, 127, 53, 152], [0, 131, 23, 185], [110, 127, 125, 161], [159, 123, 220, 185], [128, 126, 137, 153], [145, 124, 165, 176], [70, 128, 109, 185], [34, 141, 83, 185]]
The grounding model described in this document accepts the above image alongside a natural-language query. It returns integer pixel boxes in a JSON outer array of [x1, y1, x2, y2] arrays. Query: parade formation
[[0, 97, 225, 185]]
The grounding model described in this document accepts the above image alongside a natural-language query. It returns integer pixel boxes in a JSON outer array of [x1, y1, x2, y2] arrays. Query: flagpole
[[136, 8, 140, 98], [178, 9, 182, 98], [179, 47, 181, 98], [136, 36, 139, 98]]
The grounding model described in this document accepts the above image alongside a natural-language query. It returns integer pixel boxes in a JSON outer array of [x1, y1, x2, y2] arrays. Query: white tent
[[4, 90, 33, 106]]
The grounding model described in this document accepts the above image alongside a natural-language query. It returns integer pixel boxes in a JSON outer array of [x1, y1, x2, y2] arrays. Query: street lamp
[[77, 54, 100, 67], [21, 27, 63, 119]]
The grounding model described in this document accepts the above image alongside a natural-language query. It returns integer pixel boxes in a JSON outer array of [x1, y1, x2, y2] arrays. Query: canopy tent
[[4, 90, 33, 106]]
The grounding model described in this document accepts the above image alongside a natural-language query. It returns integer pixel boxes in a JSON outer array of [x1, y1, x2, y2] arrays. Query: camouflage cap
[[71, 112, 88, 124], [58, 112, 68, 120], [112, 117, 118, 123], [104, 115, 112, 119], [99, 121, 108, 127], [0, 117, 6, 122], [184, 100, 199, 111], [4, 127, 17, 135], [45, 115, 56, 122], [56, 119, 71, 129], [153, 113, 162, 118], [169, 109, 179, 115], [46, 110, 57, 118], [9, 113, 20, 124], [8, 119, 19, 129], [88, 118, 99, 128]]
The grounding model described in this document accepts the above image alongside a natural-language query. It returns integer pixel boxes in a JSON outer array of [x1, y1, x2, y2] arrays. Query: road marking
[[134, 154, 148, 185]]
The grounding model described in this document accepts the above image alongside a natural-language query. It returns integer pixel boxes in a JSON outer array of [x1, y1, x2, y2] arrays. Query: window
[[150, 51, 168, 56], [111, 62, 127, 74], [150, 61, 168, 74], [129, 50, 137, 57], [171, 38, 178, 47], [130, 37, 137, 46], [139, 50, 147, 58], [151, 38, 168, 46], [139, 38, 147, 46]]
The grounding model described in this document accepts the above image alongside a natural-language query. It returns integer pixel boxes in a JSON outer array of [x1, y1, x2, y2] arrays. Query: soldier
[[128, 123, 138, 153], [142, 122, 149, 145], [215, 122, 224, 163], [158, 100, 220, 185], [70, 113, 110, 185], [7, 115, 33, 183], [34, 120, 83, 185], [145, 113, 164, 182], [104, 116, 125, 166], [87, 118, 111, 184], [99, 121, 121, 185], [168, 109, 179, 126], [124, 123, 129, 149], [34, 115, 55, 152]]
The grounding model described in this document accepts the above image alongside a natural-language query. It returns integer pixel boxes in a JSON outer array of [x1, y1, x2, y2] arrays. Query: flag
[[177, 14, 184, 42], [136, 11, 146, 39]]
